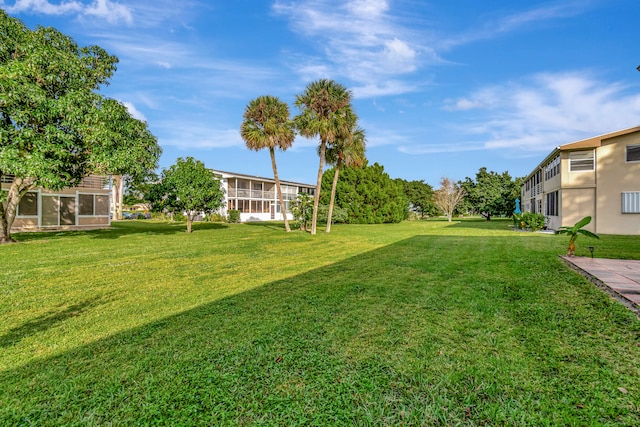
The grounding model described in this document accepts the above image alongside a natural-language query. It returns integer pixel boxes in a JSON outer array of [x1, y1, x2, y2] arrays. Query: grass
[[1, 218, 639, 426]]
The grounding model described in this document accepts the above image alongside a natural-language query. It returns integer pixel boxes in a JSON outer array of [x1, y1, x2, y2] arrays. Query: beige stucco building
[[2, 174, 112, 232], [521, 126, 640, 235]]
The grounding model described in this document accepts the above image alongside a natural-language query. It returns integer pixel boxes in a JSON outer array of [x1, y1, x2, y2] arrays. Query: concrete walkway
[[562, 256, 640, 315]]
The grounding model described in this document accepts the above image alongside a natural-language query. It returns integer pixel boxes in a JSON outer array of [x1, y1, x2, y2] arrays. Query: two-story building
[[521, 126, 640, 234], [211, 170, 315, 222]]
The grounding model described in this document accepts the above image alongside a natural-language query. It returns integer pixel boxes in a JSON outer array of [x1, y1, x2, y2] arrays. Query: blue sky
[[3, 0, 640, 187]]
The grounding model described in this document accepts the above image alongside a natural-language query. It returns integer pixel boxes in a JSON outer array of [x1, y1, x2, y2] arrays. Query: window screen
[[79, 194, 94, 215], [17, 192, 38, 216], [627, 145, 640, 162]]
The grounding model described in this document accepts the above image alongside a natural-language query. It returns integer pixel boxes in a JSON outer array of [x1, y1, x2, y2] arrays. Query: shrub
[[227, 210, 241, 223], [513, 212, 546, 231]]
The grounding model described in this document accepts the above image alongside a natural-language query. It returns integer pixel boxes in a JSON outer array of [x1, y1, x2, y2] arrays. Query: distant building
[[2, 174, 112, 232], [521, 126, 640, 234], [211, 170, 315, 222]]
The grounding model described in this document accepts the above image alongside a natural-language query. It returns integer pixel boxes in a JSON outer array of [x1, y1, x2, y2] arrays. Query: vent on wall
[[622, 192, 640, 213]]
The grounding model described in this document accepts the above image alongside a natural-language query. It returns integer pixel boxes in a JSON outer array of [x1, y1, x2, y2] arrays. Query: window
[[79, 194, 110, 216], [622, 192, 640, 213], [545, 156, 560, 180], [17, 192, 38, 216], [546, 191, 559, 216], [627, 145, 640, 162], [569, 150, 594, 172]]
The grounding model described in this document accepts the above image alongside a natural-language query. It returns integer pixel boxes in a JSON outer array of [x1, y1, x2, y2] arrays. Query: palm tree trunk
[[325, 160, 341, 233], [311, 141, 326, 235], [270, 148, 291, 232]]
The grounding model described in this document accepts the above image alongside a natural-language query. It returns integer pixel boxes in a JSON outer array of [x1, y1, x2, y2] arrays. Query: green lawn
[[1, 219, 639, 426]]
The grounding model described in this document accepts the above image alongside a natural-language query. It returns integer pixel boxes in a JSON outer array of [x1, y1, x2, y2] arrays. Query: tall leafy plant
[[556, 216, 599, 256]]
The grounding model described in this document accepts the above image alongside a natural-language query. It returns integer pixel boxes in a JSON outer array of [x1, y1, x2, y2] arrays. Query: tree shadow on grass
[[0, 235, 638, 425], [12, 221, 229, 243], [0, 295, 114, 348]]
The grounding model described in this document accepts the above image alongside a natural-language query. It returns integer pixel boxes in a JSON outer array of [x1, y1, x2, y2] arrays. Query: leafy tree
[[434, 177, 466, 222], [459, 168, 523, 220], [397, 179, 436, 219], [294, 79, 353, 235], [320, 162, 407, 224], [324, 110, 366, 232], [0, 12, 160, 242], [151, 158, 225, 233], [240, 95, 295, 232], [556, 216, 599, 256]]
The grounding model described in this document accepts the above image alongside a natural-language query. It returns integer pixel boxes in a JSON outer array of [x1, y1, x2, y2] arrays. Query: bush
[[513, 212, 546, 231], [203, 212, 226, 222], [227, 210, 241, 223]]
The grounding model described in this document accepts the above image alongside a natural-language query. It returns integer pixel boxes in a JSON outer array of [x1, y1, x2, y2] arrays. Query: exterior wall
[[559, 187, 596, 232], [595, 133, 640, 234], [2, 175, 112, 232], [213, 170, 314, 223]]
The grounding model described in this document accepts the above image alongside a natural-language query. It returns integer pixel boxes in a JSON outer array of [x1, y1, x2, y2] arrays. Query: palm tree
[[324, 115, 366, 233], [294, 79, 353, 235], [556, 216, 599, 256], [240, 95, 295, 232]]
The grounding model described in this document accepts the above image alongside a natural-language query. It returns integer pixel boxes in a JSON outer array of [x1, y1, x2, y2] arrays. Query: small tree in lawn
[[153, 158, 225, 233], [290, 193, 313, 231], [556, 216, 599, 256], [434, 177, 466, 222]]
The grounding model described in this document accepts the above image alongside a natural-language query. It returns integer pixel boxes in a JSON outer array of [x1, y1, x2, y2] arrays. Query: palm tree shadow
[[0, 295, 113, 348]]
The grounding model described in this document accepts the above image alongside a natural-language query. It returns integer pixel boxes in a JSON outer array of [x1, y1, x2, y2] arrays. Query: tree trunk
[[0, 177, 33, 244], [311, 140, 327, 236], [270, 148, 291, 232], [186, 214, 193, 233], [325, 161, 341, 233], [111, 175, 124, 220]]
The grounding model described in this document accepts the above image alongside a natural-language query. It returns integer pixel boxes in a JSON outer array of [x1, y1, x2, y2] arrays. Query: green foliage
[[0, 11, 160, 242], [227, 209, 241, 223], [320, 163, 408, 224], [556, 216, 600, 256], [240, 95, 295, 232], [460, 168, 523, 219], [150, 157, 225, 233], [294, 79, 354, 235], [396, 178, 436, 219], [290, 193, 313, 231], [204, 212, 227, 222], [317, 204, 348, 224], [513, 212, 547, 231]]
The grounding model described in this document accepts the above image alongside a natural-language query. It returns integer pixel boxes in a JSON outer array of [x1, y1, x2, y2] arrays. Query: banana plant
[[556, 216, 599, 256]]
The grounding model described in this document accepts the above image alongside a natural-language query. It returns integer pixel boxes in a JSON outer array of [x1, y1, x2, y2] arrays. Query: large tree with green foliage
[[240, 95, 295, 232], [294, 79, 353, 235], [150, 157, 225, 233], [320, 162, 407, 224], [323, 110, 366, 232], [0, 11, 160, 242], [459, 167, 523, 220], [396, 179, 436, 219]]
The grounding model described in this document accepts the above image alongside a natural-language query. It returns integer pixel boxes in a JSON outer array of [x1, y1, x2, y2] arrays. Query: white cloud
[[443, 72, 640, 152], [121, 101, 147, 122], [273, 0, 427, 96], [1, 0, 133, 24]]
